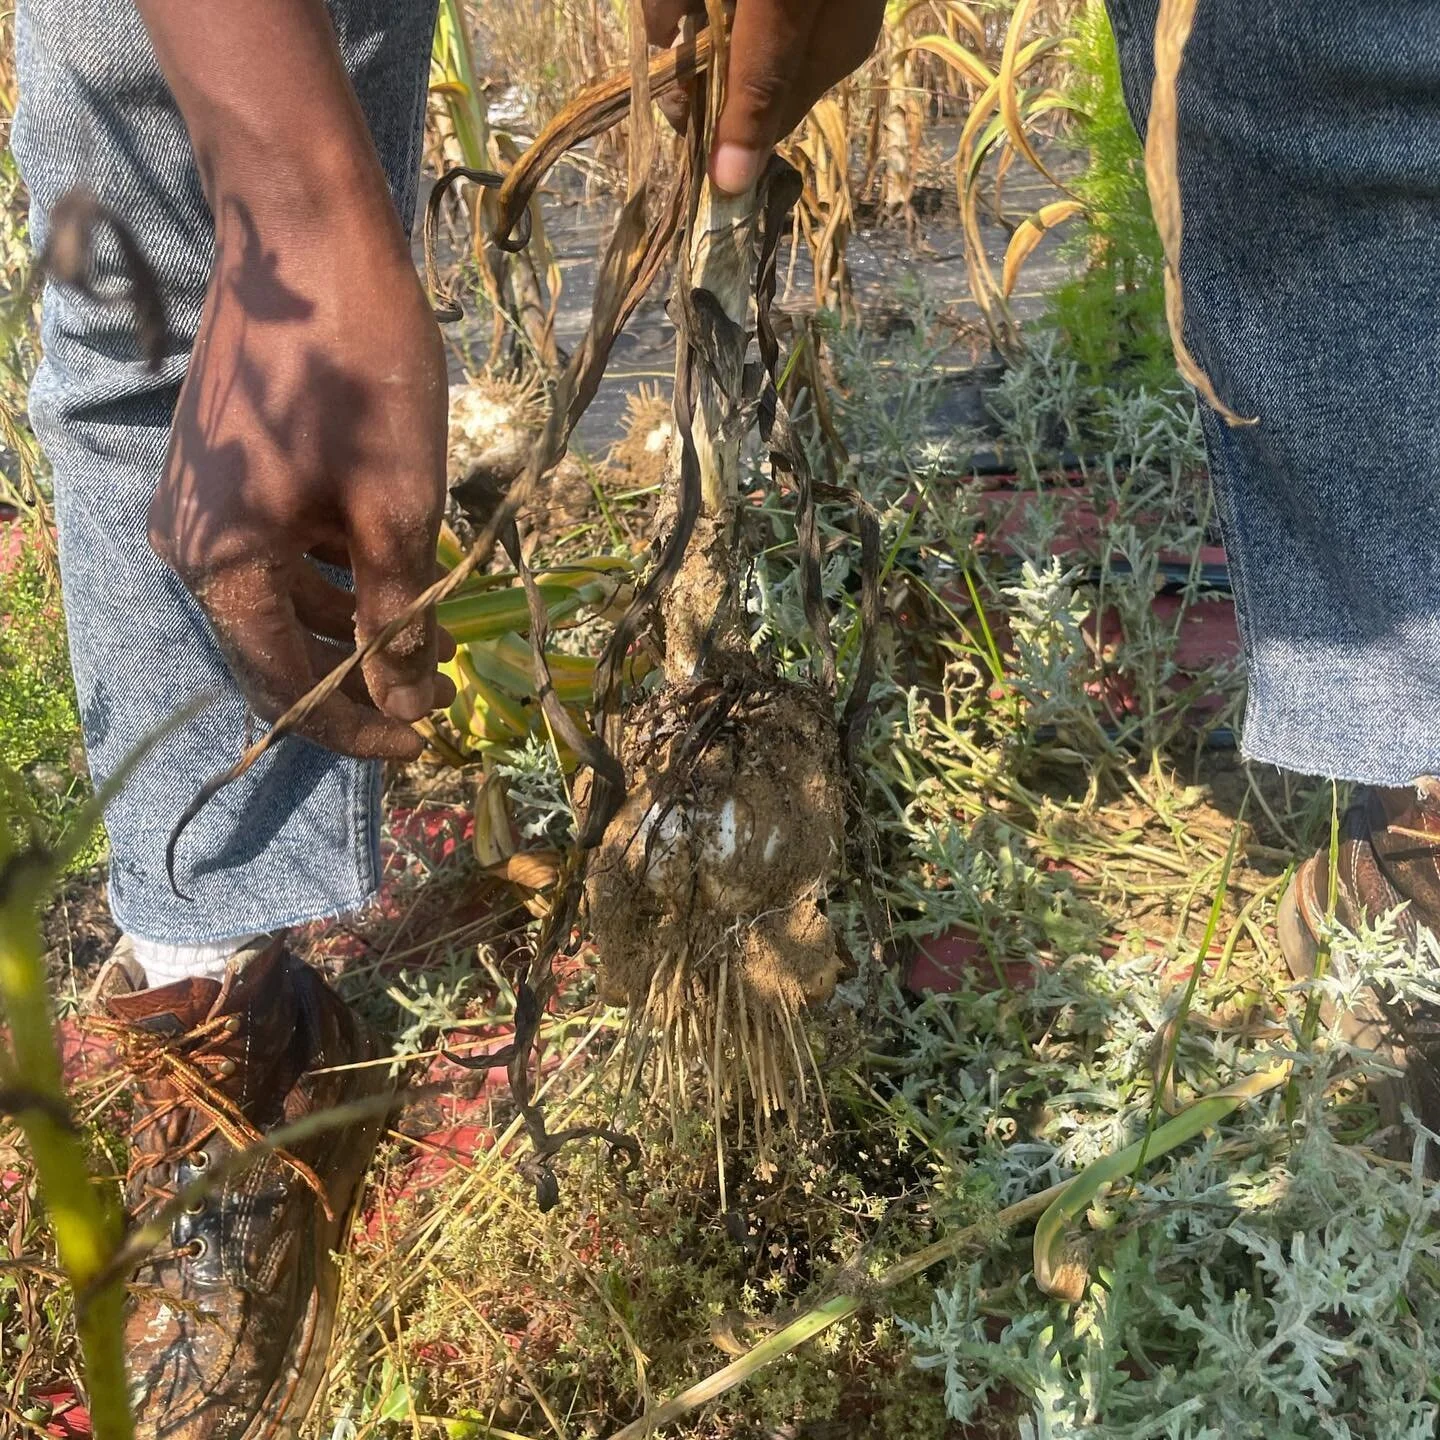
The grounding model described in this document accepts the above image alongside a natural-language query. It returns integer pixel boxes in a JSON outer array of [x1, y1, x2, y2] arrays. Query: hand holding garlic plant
[[643, 0, 885, 193]]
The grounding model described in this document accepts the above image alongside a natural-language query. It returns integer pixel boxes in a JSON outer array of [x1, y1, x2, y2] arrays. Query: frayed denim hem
[[108, 882, 382, 950], [1241, 643, 1440, 787], [105, 750, 383, 946]]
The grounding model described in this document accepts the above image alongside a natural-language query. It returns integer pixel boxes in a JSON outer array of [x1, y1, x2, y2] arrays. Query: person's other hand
[[148, 195, 455, 762], [645, 0, 885, 194]]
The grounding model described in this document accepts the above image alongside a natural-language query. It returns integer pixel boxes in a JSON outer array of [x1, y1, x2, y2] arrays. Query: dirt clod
[[447, 375, 546, 495], [586, 669, 847, 1122]]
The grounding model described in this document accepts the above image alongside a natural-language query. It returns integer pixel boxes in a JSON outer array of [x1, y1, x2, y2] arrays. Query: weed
[[1048, 1, 1172, 393], [900, 919, 1440, 1437], [0, 545, 96, 867], [492, 732, 575, 845]]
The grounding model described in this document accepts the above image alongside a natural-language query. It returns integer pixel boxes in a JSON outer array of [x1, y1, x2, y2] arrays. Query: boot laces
[[85, 1011, 333, 1223]]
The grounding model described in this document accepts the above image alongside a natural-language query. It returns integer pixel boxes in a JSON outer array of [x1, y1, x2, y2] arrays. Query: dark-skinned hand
[[644, 0, 886, 193], [139, 0, 879, 767], [138, 0, 457, 763], [147, 195, 457, 763]]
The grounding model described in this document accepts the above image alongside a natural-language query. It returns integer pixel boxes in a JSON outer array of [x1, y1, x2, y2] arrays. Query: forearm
[[133, 0, 405, 247]]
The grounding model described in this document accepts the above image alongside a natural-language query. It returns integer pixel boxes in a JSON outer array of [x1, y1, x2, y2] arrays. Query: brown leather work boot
[[1277, 783, 1440, 1141], [90, 937, 388, 1439]]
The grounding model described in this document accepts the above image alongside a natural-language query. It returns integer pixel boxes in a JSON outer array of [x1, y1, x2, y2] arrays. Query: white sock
[[128, 934, 259, 990]]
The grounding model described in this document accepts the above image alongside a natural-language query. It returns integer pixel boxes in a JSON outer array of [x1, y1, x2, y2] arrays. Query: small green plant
[[1, 50, 89, 866], [0, 544, 96, 866], [1048, 0, 1173, 392], [0, 772, 133, 1439], [1, 118, 53, 549]]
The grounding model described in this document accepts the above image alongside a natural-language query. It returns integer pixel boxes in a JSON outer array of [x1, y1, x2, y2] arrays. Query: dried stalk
[[661, 178, 757, 681], [0, 851, 130, 1440], [0, 714, 206, 1440], [1143, 0, 1255, 427], [432, 0, 559, 368]]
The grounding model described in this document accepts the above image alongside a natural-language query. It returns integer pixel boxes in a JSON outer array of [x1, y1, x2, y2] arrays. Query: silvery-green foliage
[[823, 282, 979, 493], [748, 298, 982, 672], [384, 953, 484, 1063], [983, 337, 1243, 758], [987, 332, 1085, 477], [747, 315, 1239, 779], [862, 601, 1440, 1438], [1002, 557, 1093, 732], [989, 332, 1199, 491], [1311, 907, 1440, 1025], [491, 732, 573, 844], [732, 314, 1430, 1437], [905, 1266, 1049, 1423], [893, 911, 1440, 1438], [1094, 384, 1205, 481]]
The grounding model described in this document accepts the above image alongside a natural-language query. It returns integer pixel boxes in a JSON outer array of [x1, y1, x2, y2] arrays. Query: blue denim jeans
[[13, 0, 437, 942], [1108, 0, 1440, 786]]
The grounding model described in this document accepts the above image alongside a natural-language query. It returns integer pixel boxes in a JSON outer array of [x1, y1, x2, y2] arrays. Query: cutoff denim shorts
[[12, 0, 438, 942]]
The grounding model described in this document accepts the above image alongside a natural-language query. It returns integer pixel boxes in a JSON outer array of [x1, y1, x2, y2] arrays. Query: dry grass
[[307, 740, 1337, 1438]]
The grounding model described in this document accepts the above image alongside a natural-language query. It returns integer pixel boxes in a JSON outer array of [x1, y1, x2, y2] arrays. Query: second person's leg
[[1107, 0, 1440, 1133], [1108, 0, 1440, 786]]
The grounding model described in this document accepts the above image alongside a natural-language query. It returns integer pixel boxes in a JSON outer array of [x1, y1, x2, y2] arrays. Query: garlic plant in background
[[429, 0, 563, 371], [451, 0, 1099, 336]]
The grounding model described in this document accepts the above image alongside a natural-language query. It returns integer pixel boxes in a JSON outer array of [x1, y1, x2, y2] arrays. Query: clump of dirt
[[608, 382, 675, 490], [447, 374, 546, 494], [445, 374, 602, 541], [586, 667, 848, 1126]]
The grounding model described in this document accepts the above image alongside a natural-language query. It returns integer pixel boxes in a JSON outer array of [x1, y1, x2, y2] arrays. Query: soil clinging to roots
[[586, 666, 847, 1127]]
